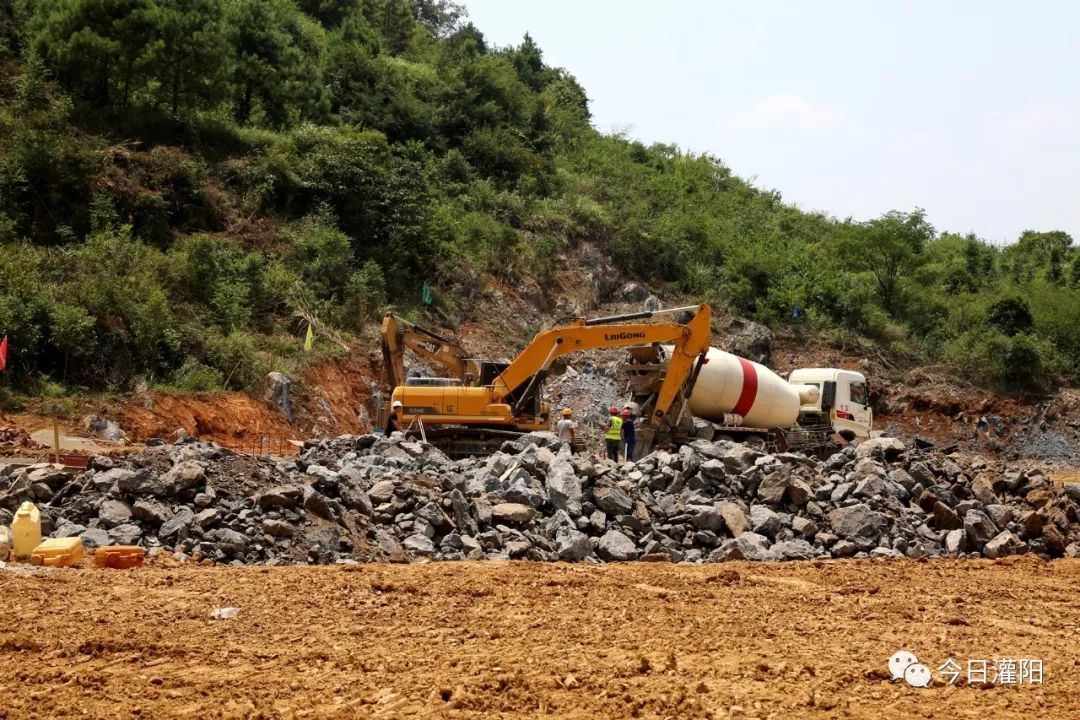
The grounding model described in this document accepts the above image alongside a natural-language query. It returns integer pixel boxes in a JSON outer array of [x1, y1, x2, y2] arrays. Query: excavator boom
[[392, 304, 713, 453], [489, 305, 711, 425], [380, 313, 476, 389]]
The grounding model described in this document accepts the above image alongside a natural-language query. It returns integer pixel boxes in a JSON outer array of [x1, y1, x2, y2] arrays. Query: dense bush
[[0, 0, 1076, 396]]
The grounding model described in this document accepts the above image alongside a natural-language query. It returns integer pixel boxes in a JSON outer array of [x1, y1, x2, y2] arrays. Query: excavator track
[[403, 427, 530, 459]]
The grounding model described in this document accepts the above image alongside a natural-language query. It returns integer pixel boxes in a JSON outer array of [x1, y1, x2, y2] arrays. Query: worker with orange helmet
[[621, 405, 637, 462], [603, 405, 623, 462], [556, 407, 577, 446]]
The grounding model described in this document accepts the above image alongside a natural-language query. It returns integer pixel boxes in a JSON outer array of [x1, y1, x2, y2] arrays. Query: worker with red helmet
[[603, 405, 623, 462], [621, 405, 636, 462]]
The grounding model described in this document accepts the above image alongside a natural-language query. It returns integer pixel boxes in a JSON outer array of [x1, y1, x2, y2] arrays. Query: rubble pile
[[0, 426, 43, 450], [1, 433, 1078, 565]]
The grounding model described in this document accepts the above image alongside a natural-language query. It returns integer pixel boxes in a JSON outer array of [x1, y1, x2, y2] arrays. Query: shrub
[[172, 362, 225, 393], [986, 296, 1033, 336]]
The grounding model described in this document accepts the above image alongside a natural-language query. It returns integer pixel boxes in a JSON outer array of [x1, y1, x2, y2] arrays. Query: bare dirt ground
[[2, 558, 1077, 719]]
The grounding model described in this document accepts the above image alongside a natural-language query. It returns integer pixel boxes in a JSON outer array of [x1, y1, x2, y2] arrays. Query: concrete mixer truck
[[627, 345, 872, 454]]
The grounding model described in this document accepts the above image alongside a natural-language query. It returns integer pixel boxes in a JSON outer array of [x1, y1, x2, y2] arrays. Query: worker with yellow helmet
[[555, 407, 576, 446]]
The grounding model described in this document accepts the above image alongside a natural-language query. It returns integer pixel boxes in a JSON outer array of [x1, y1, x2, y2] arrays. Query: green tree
[[300, 0, 362, 27], [32, 0, 159, 107], [284, 212, 354, 302], [838, 210, 934, 315], [410, 0, 465, 37], [508, 33, 548, 92], [227, 0, 326, 126], [1002, 230, 1074, 284], [0, 0, 29, 61], [49, 302, 95, 380], [150, 0, 228, 116], [367, 0, 415, 54], [343, 260, 387, 328]]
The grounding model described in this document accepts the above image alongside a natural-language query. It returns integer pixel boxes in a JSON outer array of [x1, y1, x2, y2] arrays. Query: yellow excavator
[[389, 304, 713, 456], [379, 312, 502, 389]]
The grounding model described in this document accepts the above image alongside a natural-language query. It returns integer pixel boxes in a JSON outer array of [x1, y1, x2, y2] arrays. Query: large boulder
[[79, 528, 111, 549], [721, 318, 773, 365], [555, 526, 592, 562], [749, 505, 782, 539], [827, 504, 888, 547], [944, 529, 965, 555], [932, 501, 963, 531], [768, 539, 817, 561], [593, 485, 633, 516], [688, 505, 724, 531], [718, 501, 750, 537], [963, 509, 998, 550], [714, 532, 771, 561], [98, 499, 132, 528], [367, 480, 396, 505], [402, 534, 436, 557], [115, 469, 165, 496], [597, 529, 638, 561], [213, 528, 249, 558], [258, 485, 302, 510], [756, 474, 789, 505], [544, 459, 583, 517], [163, 461, 205, 495], [855, 437, 905, 460], [108, 523, 143, 545], [262, 519, 295, 538], [983, 530, 1023, 559], [158, 507, 195, 543], [491, 503, 536, 526], [301, 485, 336, 519], [132, 499, 172, 526]]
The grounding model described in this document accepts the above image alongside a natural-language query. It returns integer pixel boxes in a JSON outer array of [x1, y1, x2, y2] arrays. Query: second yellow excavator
[[391, 304, 713, 456], [380, 312, 505, 389]]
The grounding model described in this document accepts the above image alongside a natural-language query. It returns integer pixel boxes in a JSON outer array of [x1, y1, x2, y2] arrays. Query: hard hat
[[562, 408, 573, 416], [620, 408, 631, 418], [609, 405, 618, 414], [392, 400, 403, 409]]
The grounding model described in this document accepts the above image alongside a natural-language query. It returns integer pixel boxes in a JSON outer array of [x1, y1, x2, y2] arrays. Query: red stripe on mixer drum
[[732, 357, 759, 418]]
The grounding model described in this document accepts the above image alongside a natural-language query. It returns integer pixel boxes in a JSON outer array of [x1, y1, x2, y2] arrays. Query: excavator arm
[[491, 304, 712, 429], [380, 313, 474, 389]]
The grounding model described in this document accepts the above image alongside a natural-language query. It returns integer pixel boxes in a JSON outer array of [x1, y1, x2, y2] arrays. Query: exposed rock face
[[265, 371, 294, 423]]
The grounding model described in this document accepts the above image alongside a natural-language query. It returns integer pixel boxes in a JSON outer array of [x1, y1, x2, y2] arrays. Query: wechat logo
[[889, 650, 931, 688]]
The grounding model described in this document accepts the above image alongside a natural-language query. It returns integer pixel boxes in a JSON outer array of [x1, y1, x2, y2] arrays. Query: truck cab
[[787, 368, 873, 440]]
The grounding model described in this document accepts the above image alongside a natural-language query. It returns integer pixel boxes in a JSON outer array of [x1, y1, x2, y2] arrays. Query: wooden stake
[[52, 419, 61, 465]]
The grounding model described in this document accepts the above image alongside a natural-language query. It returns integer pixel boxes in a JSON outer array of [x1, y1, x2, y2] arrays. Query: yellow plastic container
[[11, 501, 41, 560], [94, 545, 145, 569], [30, 537, 84, 568], [0, 525, 10, 561]]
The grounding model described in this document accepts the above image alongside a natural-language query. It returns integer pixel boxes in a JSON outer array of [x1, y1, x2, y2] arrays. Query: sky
[[461, 0, 1080, 245]]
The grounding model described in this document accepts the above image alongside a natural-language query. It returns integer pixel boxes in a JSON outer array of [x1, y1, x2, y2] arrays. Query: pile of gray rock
[[2, 432, 1078, 565]]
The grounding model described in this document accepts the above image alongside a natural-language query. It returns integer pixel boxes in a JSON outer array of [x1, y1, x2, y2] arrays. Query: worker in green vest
[[603, 405, 623, 462]]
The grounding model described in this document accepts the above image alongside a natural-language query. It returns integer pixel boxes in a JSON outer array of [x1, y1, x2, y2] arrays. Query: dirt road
[[2, 558, 1076, 719]]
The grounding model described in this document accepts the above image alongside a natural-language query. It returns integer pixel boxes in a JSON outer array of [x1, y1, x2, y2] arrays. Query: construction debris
[[0, 433, 1077, 565], [0, 426, 44, 449]]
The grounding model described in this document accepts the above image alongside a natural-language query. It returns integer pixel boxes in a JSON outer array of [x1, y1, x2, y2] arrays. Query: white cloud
[[727, 95, 845, 132]]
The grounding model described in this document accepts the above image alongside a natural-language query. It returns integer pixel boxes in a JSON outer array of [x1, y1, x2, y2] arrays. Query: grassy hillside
[[0, 0, 1078, 402]]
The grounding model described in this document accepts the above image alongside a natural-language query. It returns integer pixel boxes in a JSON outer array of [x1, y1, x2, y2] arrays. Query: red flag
[[0, 335, 7, 372]]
